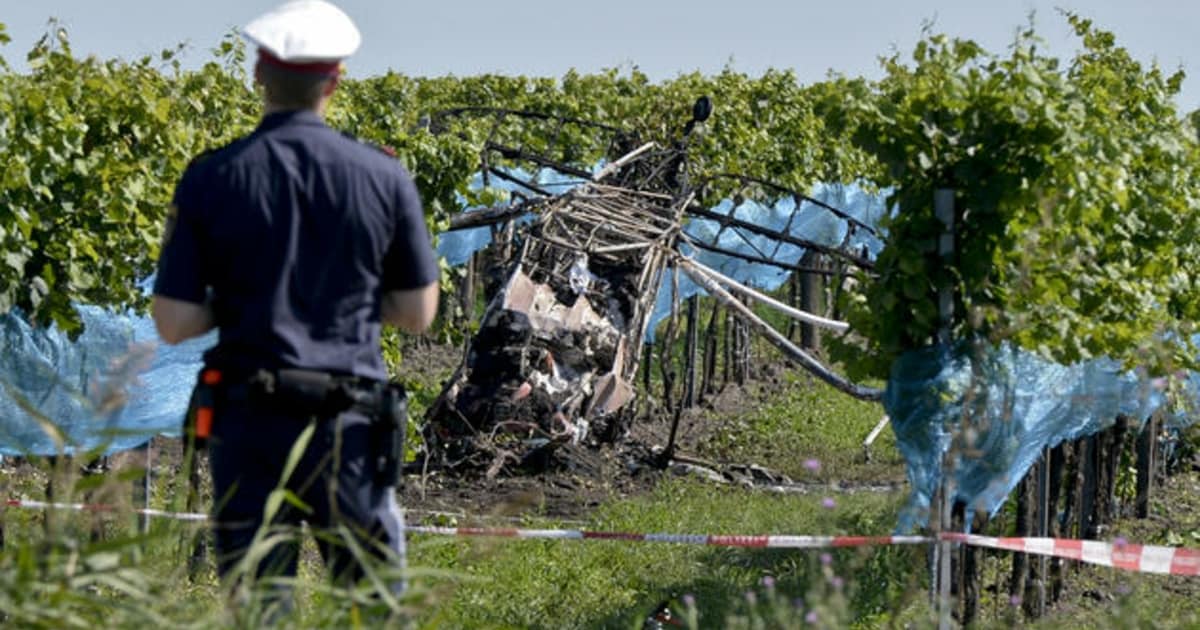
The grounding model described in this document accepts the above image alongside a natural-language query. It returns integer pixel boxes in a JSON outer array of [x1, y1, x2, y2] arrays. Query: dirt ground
[[395, 338, 826, 524]]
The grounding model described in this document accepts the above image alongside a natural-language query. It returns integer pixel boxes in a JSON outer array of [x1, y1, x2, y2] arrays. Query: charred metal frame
[[424, 102, 883, 472]]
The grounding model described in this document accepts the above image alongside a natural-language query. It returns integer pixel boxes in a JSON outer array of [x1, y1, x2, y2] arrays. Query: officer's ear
[[322, 75, 339, 97]]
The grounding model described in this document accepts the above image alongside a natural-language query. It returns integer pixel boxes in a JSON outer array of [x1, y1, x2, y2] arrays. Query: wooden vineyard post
[[1102, 417, 1130, 524], [1047, 444, 1068, 603], [722, 309, 732, 386], [787, 267, 800, 341], [185, 438, 208, 579], [664, 295, 701, 459], [1075, 436, 1094, 564], [1080, 434, 1100, 540], [1010, 475, 1033, 617], [729, 295, 748, 384], [458, 251, 478, 324], [642, 341, 654, 412], [932, 188, 956, 630], [659, 267, 682, 416], [1025, 450, 1051, 618], [131, 442, 152, 535], [684, 295, 699, 409], [960, 508, 987, 626], [798, 250, 824, 352], [701, 303, 720, 397], [1136, 412, 1160, 518]]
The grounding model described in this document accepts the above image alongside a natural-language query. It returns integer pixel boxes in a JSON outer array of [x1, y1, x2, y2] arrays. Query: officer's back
[[169, 110, 426, 381]]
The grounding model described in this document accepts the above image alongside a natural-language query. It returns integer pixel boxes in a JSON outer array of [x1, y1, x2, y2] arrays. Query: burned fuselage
[[425, 183, 686, 469]]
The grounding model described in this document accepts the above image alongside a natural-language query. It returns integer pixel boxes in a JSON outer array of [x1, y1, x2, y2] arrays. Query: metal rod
[[677, 257, 883, 400], [683, 257, 850, 332], [682, 237, 853, 276], [594, 142, 658, 181]]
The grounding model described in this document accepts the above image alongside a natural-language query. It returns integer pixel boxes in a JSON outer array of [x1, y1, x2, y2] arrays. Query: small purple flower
[[761, 575, 776, 589], [820, 552, 833, 566], [831, 576, 845, 590], [1116, 583, 1132, 596], [745, 590, 757, 605], [805, 610, 819, 624], [682, 594, 696, 608], [1009, 594, 1022, 607], [822, 497, 836, 509], [804, 458, 821, 472], [1113, 536, 1128, 549]]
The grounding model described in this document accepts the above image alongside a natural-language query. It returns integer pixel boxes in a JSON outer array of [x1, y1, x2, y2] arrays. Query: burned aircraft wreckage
[[423, 98, 884, 472]]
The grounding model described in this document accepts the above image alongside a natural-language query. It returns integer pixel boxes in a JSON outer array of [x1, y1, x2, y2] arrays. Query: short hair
[[256, 61, 335, 110]]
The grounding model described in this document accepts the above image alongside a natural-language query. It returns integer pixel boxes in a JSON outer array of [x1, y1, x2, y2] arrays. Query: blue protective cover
[[0, 305, 214, 456], [886, 341, 1197, 531]]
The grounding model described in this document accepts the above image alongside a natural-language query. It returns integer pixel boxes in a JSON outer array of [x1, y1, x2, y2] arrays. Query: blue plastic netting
[[0, 304, 214, 456], [886, 341, 1199, 531]]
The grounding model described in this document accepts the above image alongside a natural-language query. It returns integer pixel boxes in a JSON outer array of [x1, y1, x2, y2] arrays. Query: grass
[[410, 479, 921, 628], [696, 369, 902, 483]]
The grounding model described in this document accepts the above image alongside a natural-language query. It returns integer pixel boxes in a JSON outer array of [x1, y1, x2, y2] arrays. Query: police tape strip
[[4, 498, 210, 522], [941, 532, 1200, 577], [405, 527, 1200, 576], [406, 526, 930, 549], [5, 498, 1199, 576], [0, 499, 577, 526]]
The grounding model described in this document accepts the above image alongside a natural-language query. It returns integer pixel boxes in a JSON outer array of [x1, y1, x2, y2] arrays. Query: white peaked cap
[[242, 0, 362, 63]]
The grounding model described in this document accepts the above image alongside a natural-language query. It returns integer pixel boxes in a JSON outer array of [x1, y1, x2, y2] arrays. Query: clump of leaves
[[832, 14, 1200, 380]]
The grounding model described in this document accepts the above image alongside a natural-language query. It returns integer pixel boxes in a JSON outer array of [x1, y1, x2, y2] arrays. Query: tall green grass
[[410, 480, 922, 628]]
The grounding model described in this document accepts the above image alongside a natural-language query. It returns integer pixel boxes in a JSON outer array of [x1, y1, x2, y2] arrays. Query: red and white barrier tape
[[406, 527, 1200, 576], [407, 526, 929, 549], [942, 532, 1200, 577], [6, 498, 1199, 576], [4, 498, 209, 522]]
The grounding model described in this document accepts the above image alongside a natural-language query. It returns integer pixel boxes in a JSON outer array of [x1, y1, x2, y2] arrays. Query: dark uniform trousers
[[206, 391, 407, 594]]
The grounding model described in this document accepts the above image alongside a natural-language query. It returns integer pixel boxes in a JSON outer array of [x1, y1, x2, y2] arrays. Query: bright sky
[[4, 1, 1198, 112]]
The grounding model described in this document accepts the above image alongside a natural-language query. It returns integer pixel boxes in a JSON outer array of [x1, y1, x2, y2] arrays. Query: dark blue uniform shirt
[[154, 110, 438, 381]]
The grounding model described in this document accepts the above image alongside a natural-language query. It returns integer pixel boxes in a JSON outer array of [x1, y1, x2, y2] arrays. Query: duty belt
[[191, 368, 389, 439], [231, 368, 386, 416], [187, 367, 409, 486]]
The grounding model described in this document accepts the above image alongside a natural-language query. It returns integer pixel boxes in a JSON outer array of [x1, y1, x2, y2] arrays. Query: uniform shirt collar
[[257, 109, 327, 132]]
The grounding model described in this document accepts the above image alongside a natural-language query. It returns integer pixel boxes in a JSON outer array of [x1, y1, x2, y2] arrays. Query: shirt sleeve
[[381, 172, 439, 291], [153, 164, 208, 303]]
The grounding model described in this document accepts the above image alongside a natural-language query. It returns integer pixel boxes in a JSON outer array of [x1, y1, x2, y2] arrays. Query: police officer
[[151, 0, 438, 612]]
